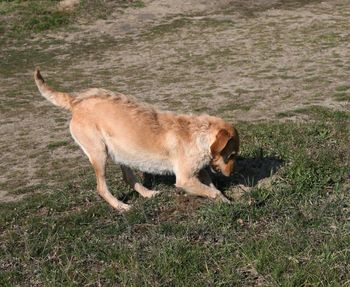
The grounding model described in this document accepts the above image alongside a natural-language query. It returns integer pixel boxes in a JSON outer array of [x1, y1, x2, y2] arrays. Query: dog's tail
[[34, 69, 73, 111]]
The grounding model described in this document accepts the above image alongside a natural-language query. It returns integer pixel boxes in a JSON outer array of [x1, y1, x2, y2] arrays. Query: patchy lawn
[[0, 0, 349, 286]]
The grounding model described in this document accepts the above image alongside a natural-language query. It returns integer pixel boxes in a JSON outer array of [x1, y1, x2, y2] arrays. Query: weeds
[[1, 107, 349, 286], [0, 0, 146, 39], [1, 0, 350, 286]]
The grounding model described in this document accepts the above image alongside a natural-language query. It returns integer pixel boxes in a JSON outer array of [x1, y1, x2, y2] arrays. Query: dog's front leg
[[175, 170, 230, 203], [120, 165, 160, 198]]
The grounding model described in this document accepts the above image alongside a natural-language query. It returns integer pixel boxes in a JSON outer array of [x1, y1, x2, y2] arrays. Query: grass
[[47, 140, 70, 150], [0, 0, 72, 37], [222, 0, 323, 16], [145, 17, 234, 39], [131, 0, 145, 8], [333, 92, 349, 102], [335, 85, 350, 92], [334, 85, 350, 101], [1, 107, 349, 286], [0, 0, 146, 40], [1, 0, 350, 285]]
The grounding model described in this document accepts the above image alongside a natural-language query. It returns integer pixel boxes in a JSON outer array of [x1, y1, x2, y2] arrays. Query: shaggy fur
[[34, 69, 239, 212]]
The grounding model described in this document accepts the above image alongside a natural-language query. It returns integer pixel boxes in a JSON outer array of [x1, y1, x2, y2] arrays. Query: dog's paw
[[217, 193, 232, 204], [135, 183, 161, 198], [144, 190, 161, 198], [118, 203, 132, 212]]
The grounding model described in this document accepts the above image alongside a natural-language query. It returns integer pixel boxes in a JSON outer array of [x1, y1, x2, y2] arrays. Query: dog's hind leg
[[91, 153, 131, 211], [70, 124, 130, 212], [120, 165, 160, 198]]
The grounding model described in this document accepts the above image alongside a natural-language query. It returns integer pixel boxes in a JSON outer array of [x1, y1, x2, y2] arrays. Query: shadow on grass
[[141, 155, 284, 192], [214, 155, 284, 191]]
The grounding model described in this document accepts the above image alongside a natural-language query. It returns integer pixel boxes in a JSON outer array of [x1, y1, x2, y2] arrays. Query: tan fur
[[34, 69, 239, 212]]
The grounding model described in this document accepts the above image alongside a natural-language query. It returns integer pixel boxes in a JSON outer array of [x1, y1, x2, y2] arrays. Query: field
[[0, 0, 349, 286]]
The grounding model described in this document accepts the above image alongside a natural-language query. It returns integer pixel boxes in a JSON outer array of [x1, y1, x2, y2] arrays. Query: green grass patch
[[0, 0, 147, 39], [333, 85, 350, 101], [218, 102, 253, 113], [277, 106, 350, 121], [0, 0, 71, 36], [333, 91, 349, 102], [47, 140, 70, 150], [335, 85, 350, 92], [131, 0, 145, 8], [1, 107, 349, 286]]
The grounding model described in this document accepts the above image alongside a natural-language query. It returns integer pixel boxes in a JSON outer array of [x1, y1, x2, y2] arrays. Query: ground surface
[[0, 0, 349, 286], [0, 0, 349, 201]]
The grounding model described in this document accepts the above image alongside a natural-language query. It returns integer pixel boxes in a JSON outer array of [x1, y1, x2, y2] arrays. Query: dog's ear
[[210, 129, 231, 156]]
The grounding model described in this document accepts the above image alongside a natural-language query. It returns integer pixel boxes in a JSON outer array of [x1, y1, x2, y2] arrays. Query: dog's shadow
[[213, 155, 284, 191], [142, 155, 284, 193]]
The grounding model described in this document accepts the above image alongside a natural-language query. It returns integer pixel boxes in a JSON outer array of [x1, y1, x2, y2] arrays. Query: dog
[[34, 69, 239, 212]]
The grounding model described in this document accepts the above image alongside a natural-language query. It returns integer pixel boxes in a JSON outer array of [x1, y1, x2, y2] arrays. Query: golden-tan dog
[[34, 69, 239, 212]]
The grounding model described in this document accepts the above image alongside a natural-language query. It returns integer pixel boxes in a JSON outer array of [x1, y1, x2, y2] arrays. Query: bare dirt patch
[[0, 0, 349, 202]]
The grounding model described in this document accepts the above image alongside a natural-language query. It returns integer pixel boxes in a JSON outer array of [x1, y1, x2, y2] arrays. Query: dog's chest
[[108, 145, 173, 175], [111, 152, 173, 174]]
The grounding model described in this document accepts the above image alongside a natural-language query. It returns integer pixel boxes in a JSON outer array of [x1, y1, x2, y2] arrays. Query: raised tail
[[34, 69, 73, 110]]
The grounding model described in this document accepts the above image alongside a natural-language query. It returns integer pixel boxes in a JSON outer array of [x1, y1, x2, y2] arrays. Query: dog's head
[[210, 127, 239, 177]]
